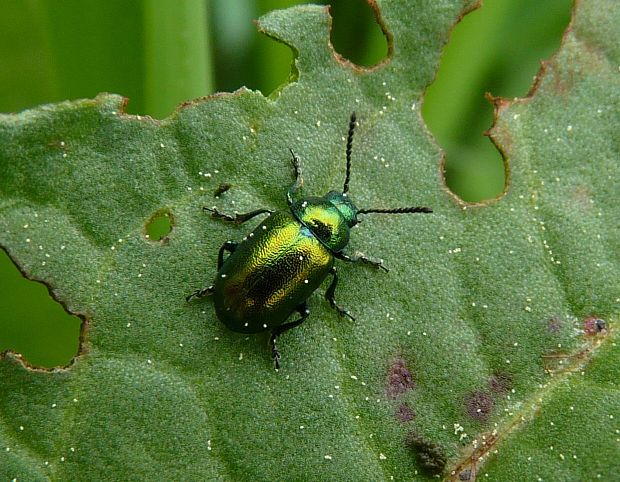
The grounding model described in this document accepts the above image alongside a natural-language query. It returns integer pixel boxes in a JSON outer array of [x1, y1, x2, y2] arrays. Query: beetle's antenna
[[358, 206, 433, 215], [343, 112, 356, 194]]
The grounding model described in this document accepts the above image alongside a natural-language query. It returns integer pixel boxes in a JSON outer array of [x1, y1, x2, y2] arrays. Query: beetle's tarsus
[[204, 207, 273, 224], [268, 303, 309, 370], [203, 206, 234, 221], [287, 149, 304, 206], [337, 307, 355, 322], [336, 251, 389, 272], [186, 285, 214, 302], [271, 343, 281, 370], [290, 149, 302, 180]]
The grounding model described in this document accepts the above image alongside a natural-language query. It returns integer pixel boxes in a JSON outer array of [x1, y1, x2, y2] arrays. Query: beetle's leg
[[286, 149, 303, 207], [217, 240, 238, 269], [325, 266, 355, 321], [203, 207, 273, 224], [335, 251, 389, 272], [186, 240, 238, 301], [185, 285, 215, 302], [269, 302, 309, 370]]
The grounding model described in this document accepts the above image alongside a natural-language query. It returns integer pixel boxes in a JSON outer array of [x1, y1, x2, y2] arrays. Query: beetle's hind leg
[[186, 285, 214, 302], [325, 266, 355, 321], [270, 302, 309, 370], [186, 240, 239, 301], [203, 207, 273, 224], [217, 240, 238, 269]]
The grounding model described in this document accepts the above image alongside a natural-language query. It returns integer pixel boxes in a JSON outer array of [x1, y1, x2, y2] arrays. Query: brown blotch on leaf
[[386, 358, 414, 399], [584, 316, 607, 335], [213, 183, 232, 198], [395, 403, 415, 423], [406, 432, 447, 476], [488, 371, 513, 395], [465, 390, 494, 422]]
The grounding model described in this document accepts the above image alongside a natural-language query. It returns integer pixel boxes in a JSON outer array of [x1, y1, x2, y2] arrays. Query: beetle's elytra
[[187, 113, 432, 369]]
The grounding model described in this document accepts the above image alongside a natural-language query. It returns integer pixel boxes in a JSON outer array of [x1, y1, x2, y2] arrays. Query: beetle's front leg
[[325, 266, 355, 321], [270, 302, 310, 370], [335, 251, 389, 272], [203, 207, 273, 224]]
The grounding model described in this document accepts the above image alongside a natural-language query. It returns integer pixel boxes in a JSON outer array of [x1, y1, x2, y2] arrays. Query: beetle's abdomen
[[213, 211, 333, 333]]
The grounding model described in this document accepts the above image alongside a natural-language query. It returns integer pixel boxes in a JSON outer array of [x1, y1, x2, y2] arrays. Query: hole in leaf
[[211, 0, 389, 95], [422, 0, 572, 202], [0, 248, 81, 368], [145, 209, 174, 241], [211, 2, 295, 96], [328, 0, 389, 67]]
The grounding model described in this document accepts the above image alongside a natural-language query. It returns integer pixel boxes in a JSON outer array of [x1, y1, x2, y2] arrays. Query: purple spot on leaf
[[488, 371, 513, 395], [395, 403, 415, 423], [386, 358, 414, 399], [547, 316, 563, 333], [465, 390, 494, 422]]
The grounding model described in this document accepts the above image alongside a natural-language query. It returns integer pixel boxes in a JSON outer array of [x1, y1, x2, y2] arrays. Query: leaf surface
[[1, 1, 618, 480]]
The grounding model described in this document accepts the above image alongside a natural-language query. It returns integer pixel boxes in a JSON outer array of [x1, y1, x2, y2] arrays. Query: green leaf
[[1, 1, 618, 480]]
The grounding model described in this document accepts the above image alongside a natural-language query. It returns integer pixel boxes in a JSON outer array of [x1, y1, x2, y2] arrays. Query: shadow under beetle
[[187, 112, 432, 369]]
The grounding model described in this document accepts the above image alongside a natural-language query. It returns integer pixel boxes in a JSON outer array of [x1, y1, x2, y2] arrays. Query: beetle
[[187, 112, 432, 368]]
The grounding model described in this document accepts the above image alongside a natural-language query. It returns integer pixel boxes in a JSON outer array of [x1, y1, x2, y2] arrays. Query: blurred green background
[[0, 0, 572, 367]]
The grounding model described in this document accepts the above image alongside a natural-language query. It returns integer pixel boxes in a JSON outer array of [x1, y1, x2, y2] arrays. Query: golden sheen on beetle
[[187, 113, 432, 369]]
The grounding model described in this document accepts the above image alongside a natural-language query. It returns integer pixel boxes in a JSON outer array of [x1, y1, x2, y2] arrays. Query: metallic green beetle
[[187, 113, 432, 368]]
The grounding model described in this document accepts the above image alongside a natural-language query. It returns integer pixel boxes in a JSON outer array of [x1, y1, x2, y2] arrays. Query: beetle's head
[[292, 197, 351, 252], [325, 190, 359, 227]]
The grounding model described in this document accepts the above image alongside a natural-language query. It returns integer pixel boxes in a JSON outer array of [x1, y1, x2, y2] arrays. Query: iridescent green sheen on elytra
[[213, 210, 333, 333], [187, 112, 432, 368]]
